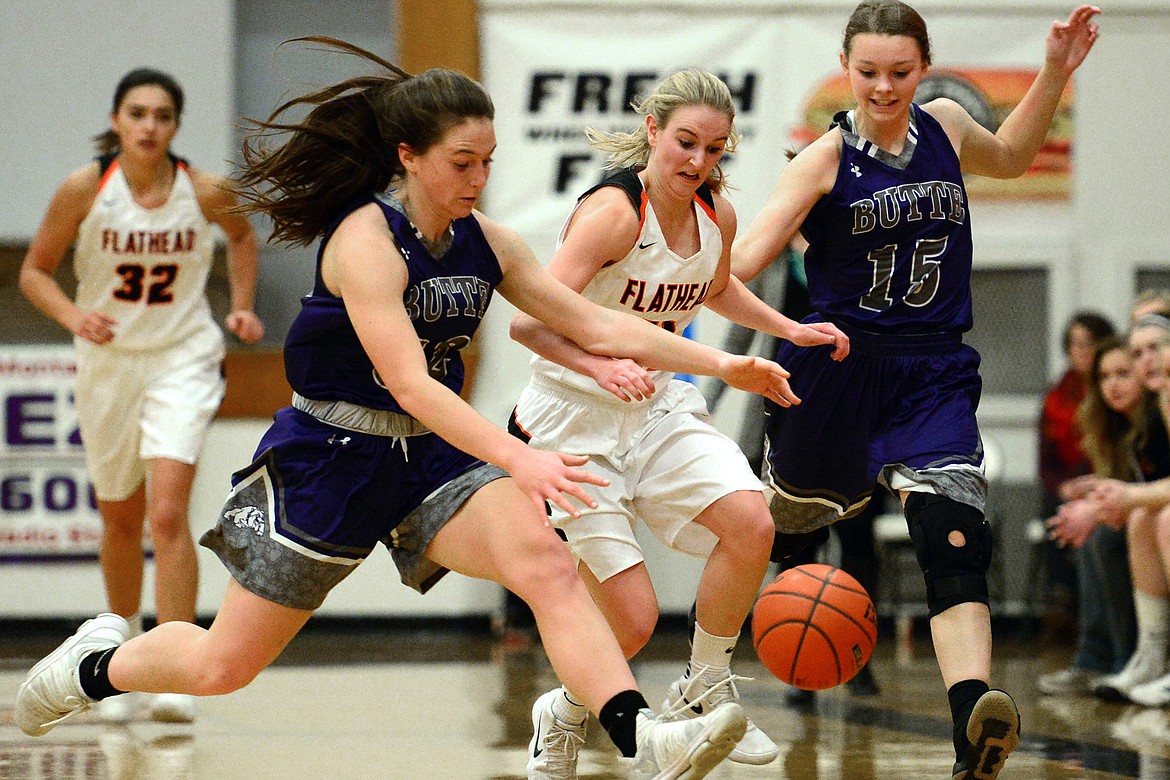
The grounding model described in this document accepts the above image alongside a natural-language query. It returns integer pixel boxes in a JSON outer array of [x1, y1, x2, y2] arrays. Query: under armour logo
[[328, 435, 352, 445], [850, 164, 862, 178]]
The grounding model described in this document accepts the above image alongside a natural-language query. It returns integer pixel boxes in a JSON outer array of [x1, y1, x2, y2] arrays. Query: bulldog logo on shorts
[[224, 506, 266, 537]]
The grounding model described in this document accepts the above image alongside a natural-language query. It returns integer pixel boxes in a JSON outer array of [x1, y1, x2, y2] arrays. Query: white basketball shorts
[[75, 325, 225, 501], [512, 378, 762, 582]]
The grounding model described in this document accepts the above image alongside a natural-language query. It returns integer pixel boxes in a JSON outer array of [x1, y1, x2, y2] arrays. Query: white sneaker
[[1036, 666, 1103, 696], [99, 690, 146, 722], [1094, 651, 1167, 702], [662, 668, 779, 765], [16, 613, 129, 736], [527, 689, 586, 779], [630, 701, 746, 779], [150, 693, 197, 723], [1129, 671, 1170, 707]]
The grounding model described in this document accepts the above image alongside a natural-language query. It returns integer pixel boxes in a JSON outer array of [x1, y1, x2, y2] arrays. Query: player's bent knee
[[904, 493, 992, 616], [741, 508, 779, 550], [192, 657, 263, 696], [506, 544, 581, 607], [613, 611, 657, 659]]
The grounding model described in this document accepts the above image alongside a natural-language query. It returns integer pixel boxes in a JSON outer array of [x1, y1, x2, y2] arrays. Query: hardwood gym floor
[[1, 619, 1166, 779]]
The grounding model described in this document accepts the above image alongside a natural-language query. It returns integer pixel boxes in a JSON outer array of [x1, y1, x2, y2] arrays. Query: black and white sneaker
[[526, 688, 586, 780], [17, 613, 130, 736]]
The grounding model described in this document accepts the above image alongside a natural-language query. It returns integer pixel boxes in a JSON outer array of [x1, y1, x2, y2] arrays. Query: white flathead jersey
[[73, 156, 219, 351], [530, 167, 722, 399]]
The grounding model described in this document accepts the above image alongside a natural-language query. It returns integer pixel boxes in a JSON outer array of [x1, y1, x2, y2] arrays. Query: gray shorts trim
[[200, 461, 364, 611], [200, 458, 509, 610], [389, 463, 510, 594], [768, 463, 986, 533], [292, 392, 430, 437]]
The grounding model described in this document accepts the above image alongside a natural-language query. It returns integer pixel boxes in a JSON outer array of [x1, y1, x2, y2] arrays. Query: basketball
[[752, 563, 878, 691]]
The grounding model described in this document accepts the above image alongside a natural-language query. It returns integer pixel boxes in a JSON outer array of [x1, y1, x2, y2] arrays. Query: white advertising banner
[[481, 9, 790, 265], [0, 346, 101, 559], [481, 6, 1073, 262]]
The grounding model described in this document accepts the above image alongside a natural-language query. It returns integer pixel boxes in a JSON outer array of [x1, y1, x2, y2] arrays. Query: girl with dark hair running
[[19, 66, 265, 725]]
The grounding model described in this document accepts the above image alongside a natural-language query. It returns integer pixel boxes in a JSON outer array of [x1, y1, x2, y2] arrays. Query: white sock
[[689, 621, 737, 678], [1135, 591, 1170, 656], [125, 613, 144, 639], [554, 687, 588, 726]]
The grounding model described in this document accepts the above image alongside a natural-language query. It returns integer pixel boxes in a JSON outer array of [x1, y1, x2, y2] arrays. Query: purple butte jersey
[[802, 104, 973, 335], [284, 193, 503, 413]]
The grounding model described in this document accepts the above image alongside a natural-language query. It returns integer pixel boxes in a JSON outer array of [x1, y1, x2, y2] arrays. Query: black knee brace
[[770, 526, 831, 564], [904, 493, 993, 616]]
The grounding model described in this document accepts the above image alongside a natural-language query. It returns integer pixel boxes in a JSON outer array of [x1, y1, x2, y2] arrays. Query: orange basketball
[[752, 563, 878, 691]]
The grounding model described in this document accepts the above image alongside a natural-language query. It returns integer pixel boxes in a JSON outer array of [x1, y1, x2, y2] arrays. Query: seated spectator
[[1037, 312, 1117, 644], [1039, 337, 1148, 695]]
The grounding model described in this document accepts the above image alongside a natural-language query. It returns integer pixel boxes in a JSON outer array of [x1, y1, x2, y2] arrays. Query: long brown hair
[[234, 37, 494, 246], [1077, 337, 1151, 480]]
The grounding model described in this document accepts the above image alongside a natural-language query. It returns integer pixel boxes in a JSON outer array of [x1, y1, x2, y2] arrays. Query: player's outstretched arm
[[930, 5, 1100, 179], [331, 206, 608, 520], [486, 214, 800, 406]]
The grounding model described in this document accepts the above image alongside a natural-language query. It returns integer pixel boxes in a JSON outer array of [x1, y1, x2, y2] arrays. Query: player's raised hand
[[1047, 5, 1100, 76], [718, 355, 801, 407]]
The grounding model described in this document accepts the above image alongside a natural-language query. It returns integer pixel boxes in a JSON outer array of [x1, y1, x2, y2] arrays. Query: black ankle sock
[[79, 647, 126, 701], [598, 689, 649, 758], [948, 679, 990, 760]]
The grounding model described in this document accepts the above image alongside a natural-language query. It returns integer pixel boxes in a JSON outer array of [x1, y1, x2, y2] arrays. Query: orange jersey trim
[[97, 159, 121, 194], [694, 191, 718, 226]]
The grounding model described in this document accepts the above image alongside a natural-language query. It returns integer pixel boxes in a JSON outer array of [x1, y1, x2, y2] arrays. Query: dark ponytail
[[233, 37, 494, 246]]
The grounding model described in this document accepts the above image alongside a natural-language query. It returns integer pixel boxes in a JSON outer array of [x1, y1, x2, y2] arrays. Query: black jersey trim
[[577, 166, 716, 217]]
